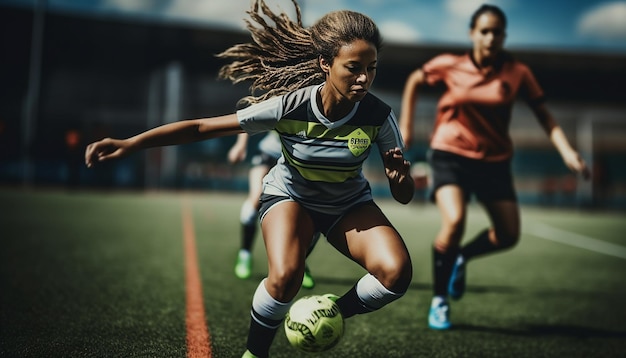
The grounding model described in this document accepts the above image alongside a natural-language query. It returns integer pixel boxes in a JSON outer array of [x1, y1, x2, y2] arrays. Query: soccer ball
[[284, 294, 344, 352]]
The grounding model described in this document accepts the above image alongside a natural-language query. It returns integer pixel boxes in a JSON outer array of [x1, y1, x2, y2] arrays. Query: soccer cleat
[[301, 264, 315, 289], [234, 250, 252, 279], [448, 254, 466, 300], [241, 350, 258, 358], [428, 297, 451, 330]]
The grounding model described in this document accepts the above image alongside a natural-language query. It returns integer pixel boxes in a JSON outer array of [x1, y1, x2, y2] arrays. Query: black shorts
[[428, 149, 517, 203], [259, 193, 377, 237]]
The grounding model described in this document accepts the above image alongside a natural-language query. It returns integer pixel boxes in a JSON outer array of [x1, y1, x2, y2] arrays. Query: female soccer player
[[86, 1, 414, 356], [399, 4, 589, 330], [228, 131, 318, 288]]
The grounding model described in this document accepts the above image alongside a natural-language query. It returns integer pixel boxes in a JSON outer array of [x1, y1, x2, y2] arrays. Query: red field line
[[182, 198, 212, 358]]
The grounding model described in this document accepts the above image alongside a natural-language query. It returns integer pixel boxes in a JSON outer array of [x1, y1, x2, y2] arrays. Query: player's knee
[[440, 218, 465, 243], [434, 238, 461, 254], [372, 257, 412, 293], [266, 265, 302, 301], [495, 230, 519, 249]]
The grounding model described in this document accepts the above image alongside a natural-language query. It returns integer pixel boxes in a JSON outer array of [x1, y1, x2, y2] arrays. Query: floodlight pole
[[21, 0, 46, 187]]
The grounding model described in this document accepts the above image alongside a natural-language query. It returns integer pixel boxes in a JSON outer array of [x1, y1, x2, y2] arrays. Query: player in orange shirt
[[399, 4, 590, 330]]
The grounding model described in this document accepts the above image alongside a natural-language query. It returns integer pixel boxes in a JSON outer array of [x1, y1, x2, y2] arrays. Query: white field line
[[524, 221, 626, 260]]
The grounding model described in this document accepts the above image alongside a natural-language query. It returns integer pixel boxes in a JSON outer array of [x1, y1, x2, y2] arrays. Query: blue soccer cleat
[[428, 297, 451, 330], [448, 254, 466, 300]]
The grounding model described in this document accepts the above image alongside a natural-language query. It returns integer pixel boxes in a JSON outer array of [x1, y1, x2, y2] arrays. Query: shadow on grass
[[453, 323, 626, 339]]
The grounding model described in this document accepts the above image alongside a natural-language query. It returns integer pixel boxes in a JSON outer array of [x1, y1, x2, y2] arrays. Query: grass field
[[1, 188, 625, 357]]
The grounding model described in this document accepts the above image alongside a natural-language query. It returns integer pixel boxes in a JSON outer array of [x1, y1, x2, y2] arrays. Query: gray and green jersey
[[236, 83, 404, 215]]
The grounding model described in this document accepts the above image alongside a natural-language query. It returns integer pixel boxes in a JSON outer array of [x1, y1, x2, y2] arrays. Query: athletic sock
[[240, 201, 258, 252], [241, 223, 256, 252], [246, 279, 291, 358], [433, 246, 458, 297], [246, 319, 278, 358], [336, 273, 404, 318], [461, 229, 502, 261]]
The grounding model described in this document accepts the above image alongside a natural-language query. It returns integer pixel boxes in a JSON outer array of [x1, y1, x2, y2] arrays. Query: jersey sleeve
[[236, 96, 284, 135], [518, 64, 546, 106], [422, 53, 456, 86], [376, 110, 405, 153]]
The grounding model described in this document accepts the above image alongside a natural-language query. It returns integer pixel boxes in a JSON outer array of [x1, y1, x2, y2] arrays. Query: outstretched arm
[[531, 103, 590, 179], [85, 114, 243, 168], [383, 147, 414, 204], [399, 68, 426, 149]]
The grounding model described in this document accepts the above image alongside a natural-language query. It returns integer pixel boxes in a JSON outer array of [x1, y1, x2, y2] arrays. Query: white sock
[[251, 279, 292, 328], [238, 249, 251, 259], [240, 200, 258, 226], [356, 273, 404, 310]]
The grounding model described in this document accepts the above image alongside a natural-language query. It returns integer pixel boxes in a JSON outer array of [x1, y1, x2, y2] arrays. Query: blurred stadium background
[[0, 1, 625, 210]]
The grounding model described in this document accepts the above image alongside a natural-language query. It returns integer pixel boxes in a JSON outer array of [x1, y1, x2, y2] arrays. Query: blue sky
[[2, 0, 625, 53]]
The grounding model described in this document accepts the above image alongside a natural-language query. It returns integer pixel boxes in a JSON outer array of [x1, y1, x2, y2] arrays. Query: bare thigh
[[326, 204, 412, 292], [261, 200, 315, 302]]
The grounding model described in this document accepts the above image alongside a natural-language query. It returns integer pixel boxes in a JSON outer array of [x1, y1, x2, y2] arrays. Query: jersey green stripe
[[276, 119, 380, 140], [282, 149, 363, 182]]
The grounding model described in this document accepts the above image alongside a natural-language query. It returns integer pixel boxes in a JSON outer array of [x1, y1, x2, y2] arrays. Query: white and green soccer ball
[[284, 294, 344, 353]]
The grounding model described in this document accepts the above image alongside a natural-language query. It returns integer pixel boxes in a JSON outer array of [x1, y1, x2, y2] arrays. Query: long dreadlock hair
[[217, 0, 382, 107]]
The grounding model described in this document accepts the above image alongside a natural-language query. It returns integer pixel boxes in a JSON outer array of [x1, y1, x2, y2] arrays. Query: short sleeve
[[519, 64, 545, 105], [236, 96, 284, 135], [422, 53, 457, 86], [376, 110, 405, 153]]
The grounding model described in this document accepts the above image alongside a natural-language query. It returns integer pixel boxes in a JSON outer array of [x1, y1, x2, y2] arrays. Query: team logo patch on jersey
[[347, 129, 371, 157]]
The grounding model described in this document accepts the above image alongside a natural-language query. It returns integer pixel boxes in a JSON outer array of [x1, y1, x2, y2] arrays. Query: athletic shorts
[[251, 152, 278, 167], [428, 149, 517, 203], [259, 193, 377, 237]]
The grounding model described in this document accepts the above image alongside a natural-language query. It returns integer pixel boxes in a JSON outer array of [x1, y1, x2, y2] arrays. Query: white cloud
[[379, 20, 421, 44], [303, 0, 352, 25], [578, 1, 626, 40], [444, 0, 515, 21], [164, 1, 249, 29], [445, 0, 490, 18], [100, 0, 298, 29], [441, 0, 486, 42]]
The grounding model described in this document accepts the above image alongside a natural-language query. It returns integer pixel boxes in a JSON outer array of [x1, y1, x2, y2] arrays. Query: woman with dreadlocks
[[85, 1, 414, 356]]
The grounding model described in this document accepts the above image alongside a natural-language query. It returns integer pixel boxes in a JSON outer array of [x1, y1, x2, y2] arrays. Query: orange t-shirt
[[423, 53, 544, 161]]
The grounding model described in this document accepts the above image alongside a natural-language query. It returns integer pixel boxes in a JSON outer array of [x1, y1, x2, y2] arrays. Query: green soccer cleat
[[301, 264, 315, 289], [241, 349, 258, 358], [234, 250, 252, 279]]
